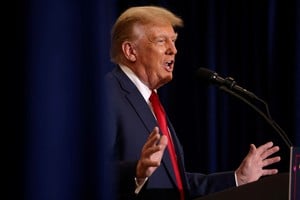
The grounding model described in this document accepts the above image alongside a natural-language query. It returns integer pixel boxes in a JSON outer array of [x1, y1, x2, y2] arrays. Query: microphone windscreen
[[196, 67, 216, 82]]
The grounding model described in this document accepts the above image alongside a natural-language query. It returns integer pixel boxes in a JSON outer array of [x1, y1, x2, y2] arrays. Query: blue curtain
[[17, 0, 116, 199], [15, 0, 299, 199]]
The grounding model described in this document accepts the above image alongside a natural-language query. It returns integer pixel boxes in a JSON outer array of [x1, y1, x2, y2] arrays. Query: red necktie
[[149, 91, 184, 200]]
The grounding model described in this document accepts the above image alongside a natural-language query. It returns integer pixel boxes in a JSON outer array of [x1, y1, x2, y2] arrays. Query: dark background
[[14, 0, 299, 199]]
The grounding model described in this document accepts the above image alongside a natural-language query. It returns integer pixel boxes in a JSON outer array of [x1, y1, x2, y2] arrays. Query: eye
[[156, 37, 166, 44]]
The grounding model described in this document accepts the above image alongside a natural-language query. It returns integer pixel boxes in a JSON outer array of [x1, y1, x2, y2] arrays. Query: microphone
[[196, 67, 258, 100]]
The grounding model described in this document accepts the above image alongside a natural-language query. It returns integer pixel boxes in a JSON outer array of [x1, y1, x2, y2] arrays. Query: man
[[105, 5, 281, 200]]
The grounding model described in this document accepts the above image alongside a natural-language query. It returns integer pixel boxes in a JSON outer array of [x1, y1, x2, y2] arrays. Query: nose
[[166, 39, 177, 55]]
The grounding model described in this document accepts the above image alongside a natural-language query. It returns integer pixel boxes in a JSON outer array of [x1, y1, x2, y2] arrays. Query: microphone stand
[[219, 85, 293, 149]]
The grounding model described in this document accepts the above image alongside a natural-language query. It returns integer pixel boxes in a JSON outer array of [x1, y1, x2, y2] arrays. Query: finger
[[143, 127, 161, 149], [141, 136, 168, 159], [247, 144, 257, 155], [140, 145, 166, 168], [142, 157, 162, 167], [261, 146, 280, 160], [262, 156, 281, 167], [158, 135, 168, 147], [262, 168, 279, 176], [143, 136, 168, 157], [256, 141, 274, 155], [143, 143, 161, 155]]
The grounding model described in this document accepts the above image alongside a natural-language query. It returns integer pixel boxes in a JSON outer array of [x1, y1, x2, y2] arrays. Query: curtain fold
[[21, 0, 116, 199]]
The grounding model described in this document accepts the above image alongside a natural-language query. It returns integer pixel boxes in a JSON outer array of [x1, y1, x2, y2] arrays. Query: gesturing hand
[[235, 141, 281, 186], [136, 127, 168, 180]]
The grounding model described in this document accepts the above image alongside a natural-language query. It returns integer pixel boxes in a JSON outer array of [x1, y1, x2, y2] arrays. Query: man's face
[[130, 23, 178, 89]]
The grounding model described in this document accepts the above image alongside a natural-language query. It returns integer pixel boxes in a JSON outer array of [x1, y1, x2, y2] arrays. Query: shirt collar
[[119, 64, 152, 103]]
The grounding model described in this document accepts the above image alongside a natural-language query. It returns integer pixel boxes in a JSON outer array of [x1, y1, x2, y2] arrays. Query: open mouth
[[164, 60, 174, 71]]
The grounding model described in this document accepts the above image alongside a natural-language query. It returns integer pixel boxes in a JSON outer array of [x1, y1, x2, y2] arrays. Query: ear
[[122, 41, 137, 62]]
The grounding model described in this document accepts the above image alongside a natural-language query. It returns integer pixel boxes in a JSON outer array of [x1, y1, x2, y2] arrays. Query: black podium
[[194, 172, 289, 200]]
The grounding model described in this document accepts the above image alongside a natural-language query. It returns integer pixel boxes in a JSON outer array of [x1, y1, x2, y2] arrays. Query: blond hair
[[110, 6, 183, 64]]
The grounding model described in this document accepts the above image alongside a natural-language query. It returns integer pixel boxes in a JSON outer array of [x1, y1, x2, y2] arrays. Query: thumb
[[248, 144, 256, 154], [159, 135, 168, 148]]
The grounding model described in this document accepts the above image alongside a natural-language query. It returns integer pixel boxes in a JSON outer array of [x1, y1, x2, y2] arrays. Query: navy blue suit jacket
[[104, 66, 236, 200]]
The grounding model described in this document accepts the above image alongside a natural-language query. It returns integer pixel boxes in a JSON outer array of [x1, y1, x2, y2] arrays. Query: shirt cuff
[[234, 172, 239, 186], [134, 177, 148, 194]]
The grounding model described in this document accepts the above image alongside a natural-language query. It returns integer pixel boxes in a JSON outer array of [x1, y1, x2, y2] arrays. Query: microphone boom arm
[[219, 85, 293, 148]]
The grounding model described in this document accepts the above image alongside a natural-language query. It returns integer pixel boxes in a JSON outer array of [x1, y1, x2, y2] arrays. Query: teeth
[[165, 61, 173, 66]]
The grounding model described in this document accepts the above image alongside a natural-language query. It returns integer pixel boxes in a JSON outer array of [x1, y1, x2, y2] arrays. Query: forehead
[[133, 23, 177, 39]]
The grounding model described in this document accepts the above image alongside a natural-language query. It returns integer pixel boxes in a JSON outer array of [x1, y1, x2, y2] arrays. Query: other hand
[[235, 141, 281, 186], [136, 127, 168, 180]]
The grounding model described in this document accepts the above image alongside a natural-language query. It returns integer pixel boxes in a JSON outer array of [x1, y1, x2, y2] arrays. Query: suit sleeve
[[186, 171, 236, 198]]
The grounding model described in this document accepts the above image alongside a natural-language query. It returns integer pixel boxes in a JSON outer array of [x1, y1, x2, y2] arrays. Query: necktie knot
[[149, 90, 167, 134], [149, 90, 159, 105]]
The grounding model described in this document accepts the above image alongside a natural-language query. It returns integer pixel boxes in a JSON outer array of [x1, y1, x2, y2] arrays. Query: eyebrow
[[148, 32, 178, 42]]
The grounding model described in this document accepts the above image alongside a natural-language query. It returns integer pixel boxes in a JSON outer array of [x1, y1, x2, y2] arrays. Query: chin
[[162, 76, 173, 85]]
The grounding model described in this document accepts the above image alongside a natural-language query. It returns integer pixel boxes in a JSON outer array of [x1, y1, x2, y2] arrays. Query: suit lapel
[[112, 66, 178, 187]]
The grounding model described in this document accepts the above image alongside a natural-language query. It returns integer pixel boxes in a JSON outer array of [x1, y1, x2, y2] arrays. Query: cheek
[[138, 45, 166, 67], [149, 48, 166, 61], [140, 49, 160, 63]]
